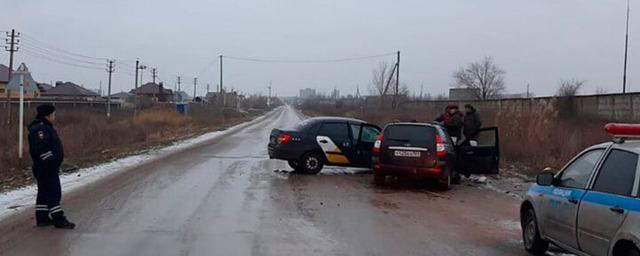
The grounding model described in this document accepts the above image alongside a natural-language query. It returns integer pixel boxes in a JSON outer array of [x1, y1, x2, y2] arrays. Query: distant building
[[498, 93, 527, 99], [0, 64, 11, 98], [108, 91, 133, 101], [5, 63, 41, 99], [299, 88, 316, 99], [206, 91, 239, 107], [449, 88, 481, 101], [130, 82, 173, 102], [43, 81, 101, 100], [174, 91, 192, 102], [37, 83, 53, 93]]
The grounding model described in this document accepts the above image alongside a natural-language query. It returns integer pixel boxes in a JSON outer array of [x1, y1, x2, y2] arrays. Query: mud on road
[[0, 106, 565, 256]]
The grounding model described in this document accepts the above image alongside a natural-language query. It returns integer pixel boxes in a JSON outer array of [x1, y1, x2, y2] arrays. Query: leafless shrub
[[556, 79, 585, 97]]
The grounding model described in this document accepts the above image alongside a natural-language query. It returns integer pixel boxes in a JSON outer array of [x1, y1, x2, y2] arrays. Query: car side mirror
[[536, 171, 555, 186]]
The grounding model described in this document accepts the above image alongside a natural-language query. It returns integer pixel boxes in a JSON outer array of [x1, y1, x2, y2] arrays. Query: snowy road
[[0, 106, 562, 256]]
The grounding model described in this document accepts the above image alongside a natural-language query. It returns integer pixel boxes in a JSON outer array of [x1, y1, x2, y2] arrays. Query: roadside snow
[[0, 108, 279, 221], [463, 169, 535, 200]]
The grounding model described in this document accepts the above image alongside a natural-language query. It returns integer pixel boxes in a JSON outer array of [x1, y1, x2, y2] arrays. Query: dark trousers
[[33, 168, 65, 223]]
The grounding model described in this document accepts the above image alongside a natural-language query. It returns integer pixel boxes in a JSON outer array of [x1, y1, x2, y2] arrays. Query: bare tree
[[370, 61, 396, 108], [388, 82, 409, 97], [556, 79, 585, 97], [453, 57, 506, 100]]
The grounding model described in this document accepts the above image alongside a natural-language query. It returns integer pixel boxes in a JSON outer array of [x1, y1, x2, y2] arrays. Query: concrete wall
[[405, 92, 640, 122]]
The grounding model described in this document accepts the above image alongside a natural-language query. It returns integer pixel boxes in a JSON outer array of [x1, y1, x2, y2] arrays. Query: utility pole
[[133, 60, 139, 115], [393, 50, 400, 109], [139, 65, 147, 85], [134, 59, 139, 90], [15, 66, 28, 159], [176, 76, 182, 102], [5, 29, 19, 126], [193, 77, 197, 100], [151, 68, 157, 84], [219, 55, 224, 94], [220, 55, 226, 107], [623, 0, 631, 93], [526, 83, 531, 98], [206, 83, 210, 95], [106, 60, 115, 119], [420, 83, 424, 100], [267, 80, 272, 107]]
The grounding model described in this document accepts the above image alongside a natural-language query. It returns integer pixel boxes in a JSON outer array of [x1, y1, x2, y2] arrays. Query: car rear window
[[384, 125, 436, 147], [293, 120, 316, 131]]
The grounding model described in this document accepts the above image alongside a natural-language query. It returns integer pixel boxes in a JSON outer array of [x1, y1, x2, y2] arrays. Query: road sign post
[[18, 73, 24, 159]]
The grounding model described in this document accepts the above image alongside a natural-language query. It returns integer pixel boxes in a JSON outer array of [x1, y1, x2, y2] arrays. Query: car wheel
[[522, 208, 549, 255], [374, 173, 385, 186], [452, 170, 461, 184], [437, 169, 451, 191], [614, 243, 640, 256], [288, 160, 300, 170], [621, 248, 640, 256], [300, 152, 324, 174]]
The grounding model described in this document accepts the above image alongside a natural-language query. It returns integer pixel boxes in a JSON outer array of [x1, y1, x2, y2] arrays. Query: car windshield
[[384, 125, 436, 148]]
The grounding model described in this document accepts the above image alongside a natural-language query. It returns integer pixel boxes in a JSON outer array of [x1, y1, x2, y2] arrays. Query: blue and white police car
[[521, 123, 640, 256]]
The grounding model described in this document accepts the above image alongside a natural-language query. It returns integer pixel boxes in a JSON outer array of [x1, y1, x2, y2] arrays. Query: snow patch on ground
[[462, 169, 534, 200], [0, 108, 279, 221], [320, 167, 371, 176], [496, 219, 521, 231]]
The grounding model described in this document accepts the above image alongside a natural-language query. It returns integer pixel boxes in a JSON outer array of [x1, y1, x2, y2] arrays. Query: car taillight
[[277, 133, 291, 144], [372, 133, 384, 153], [435, 134, 446, 158]]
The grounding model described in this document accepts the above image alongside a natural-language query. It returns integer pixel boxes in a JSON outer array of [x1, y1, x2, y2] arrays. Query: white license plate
[[394, 150, 421, 157]]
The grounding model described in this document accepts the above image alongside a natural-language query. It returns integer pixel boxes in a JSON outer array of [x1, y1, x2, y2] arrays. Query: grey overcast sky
[[1, 0, 638, 97]]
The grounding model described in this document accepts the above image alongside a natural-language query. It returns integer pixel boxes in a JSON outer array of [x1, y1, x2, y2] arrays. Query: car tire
[[300, 152, 324, 175], [452, 170, 461, 184], [374, 173, 385, 186], [621, 248, 640, 256], [437, 168, 452, 191], [288, 160, 300, 170], [522, 208, 549, 255]]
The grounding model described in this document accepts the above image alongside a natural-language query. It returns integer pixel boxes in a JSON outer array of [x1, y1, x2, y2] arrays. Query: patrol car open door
[[455, 127, 500, 174]]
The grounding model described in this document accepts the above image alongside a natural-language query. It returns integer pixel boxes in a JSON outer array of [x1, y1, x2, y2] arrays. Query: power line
[[20, 48, 105, 70], [20, 42, 105, 66], [195, 57, 218, 78], [20, 33, 107, 61], [223, 52, 396, 63]]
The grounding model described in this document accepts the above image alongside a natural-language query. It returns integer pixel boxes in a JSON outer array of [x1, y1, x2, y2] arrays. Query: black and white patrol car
[[268, 117, 381, 174]]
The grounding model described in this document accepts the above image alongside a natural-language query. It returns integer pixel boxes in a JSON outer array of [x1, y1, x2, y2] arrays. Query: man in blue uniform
[[28, 104, 75, 229]]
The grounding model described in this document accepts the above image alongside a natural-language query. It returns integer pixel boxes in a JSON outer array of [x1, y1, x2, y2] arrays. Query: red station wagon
[[371, 122, 500, 190]]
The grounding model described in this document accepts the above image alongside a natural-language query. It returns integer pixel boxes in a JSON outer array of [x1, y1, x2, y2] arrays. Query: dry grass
[[301, 101, 612, 175], [0, 104, 259, 192]]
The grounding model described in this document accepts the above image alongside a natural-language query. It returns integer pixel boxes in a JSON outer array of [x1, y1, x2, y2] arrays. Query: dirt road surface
[[0, 106, 549, 256]]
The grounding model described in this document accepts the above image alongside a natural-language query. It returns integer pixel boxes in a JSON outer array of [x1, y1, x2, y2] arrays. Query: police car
[[521, 124, 640, 256], [268, 117, 381, 174]]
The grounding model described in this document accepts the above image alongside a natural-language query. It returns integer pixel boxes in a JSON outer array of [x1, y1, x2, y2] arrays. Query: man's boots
[[35, 207, 52, 227], [51, 212, 76, 229]]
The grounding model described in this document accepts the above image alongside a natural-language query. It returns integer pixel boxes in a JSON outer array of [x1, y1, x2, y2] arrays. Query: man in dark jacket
[[435, 104, 463, 142], [463, 104, 482, 140], [28, 104, 75, 229]]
